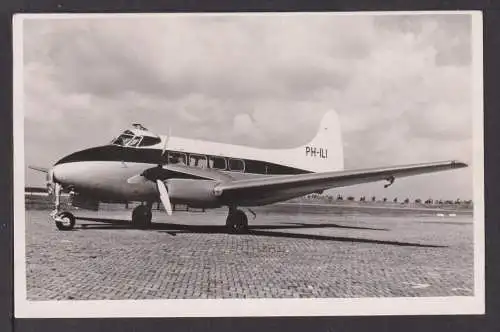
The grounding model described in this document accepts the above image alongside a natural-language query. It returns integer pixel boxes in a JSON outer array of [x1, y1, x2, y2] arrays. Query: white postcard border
[[13, 11, 485, 318]]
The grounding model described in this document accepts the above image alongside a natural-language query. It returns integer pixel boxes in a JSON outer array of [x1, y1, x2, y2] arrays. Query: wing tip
[[451, 160, 468, 169], [28, 165, 49, 173]]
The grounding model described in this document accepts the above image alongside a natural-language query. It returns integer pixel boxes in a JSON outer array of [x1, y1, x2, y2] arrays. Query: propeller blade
[[46, 182, 54, 196], [161, 139, 168, 156], [161, 127, 171, 158], [156, 179, 172, 216], [127, 174, 148, 184]]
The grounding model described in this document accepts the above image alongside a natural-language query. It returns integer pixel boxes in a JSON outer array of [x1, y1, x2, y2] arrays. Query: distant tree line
[[301, 193, 473, 207]]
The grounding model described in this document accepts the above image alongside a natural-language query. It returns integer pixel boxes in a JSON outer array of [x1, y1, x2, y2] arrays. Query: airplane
[[28, 111, 468, 233]]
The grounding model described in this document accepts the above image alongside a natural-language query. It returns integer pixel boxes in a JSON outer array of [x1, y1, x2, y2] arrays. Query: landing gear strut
[[132, 203, 153, 229], [226, 208, 248, 234], [50, 182, 76, 231]]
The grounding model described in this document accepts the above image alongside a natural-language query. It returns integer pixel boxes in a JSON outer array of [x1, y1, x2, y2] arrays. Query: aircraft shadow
[[75, 217, 443, 248], [76, 217, 387, 232]]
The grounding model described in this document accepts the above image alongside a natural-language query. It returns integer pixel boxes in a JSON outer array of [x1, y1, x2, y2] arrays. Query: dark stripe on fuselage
[[55, 145, 310, 176]]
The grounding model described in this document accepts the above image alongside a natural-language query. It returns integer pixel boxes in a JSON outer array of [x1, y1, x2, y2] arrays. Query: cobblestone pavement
[[24, 206, 474, 300]]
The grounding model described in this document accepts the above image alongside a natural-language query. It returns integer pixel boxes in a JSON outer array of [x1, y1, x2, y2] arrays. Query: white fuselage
[[51, 111, 344, 205]]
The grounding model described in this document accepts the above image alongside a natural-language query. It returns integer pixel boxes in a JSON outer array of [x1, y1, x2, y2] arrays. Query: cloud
[[22, 13, 475, 199]]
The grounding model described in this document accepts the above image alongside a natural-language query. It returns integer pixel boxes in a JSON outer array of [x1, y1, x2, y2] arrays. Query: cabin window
[[167, 151, 187, 165], [139, 136, 161, 146], [189, 154, 208, 168], [245, 160, 269, 174], [208, 156, 227, 170], [228, 158, 245, 172]]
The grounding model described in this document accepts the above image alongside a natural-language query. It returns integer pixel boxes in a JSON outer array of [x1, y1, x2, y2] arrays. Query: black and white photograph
[[13, 11, 484, 317]]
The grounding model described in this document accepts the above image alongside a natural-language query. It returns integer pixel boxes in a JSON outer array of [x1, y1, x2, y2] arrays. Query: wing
[[28, 165, 49, 173], [214, 160, 468, 206]]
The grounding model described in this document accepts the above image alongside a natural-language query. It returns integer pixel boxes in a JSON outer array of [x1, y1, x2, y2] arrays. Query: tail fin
[[290, 110, 344, 173]]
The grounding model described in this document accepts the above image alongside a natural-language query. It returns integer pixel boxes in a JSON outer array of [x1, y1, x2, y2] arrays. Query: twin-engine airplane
[[29, 111, 467, 233]]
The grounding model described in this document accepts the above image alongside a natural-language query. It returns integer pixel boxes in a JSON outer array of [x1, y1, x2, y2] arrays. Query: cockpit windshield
[[111, 134, 134, 146], [110, 130, 161, 147]]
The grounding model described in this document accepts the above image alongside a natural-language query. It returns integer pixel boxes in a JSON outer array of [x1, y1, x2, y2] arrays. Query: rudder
[[291, 110, 344, 173]]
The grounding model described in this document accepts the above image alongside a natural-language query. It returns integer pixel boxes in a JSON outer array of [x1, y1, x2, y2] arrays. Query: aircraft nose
[[52, 145, 112, 184], [51, 163, 72, 184]]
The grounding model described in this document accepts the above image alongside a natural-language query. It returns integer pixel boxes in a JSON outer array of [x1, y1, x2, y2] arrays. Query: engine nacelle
[[69, 192, 99, 211], [165, 179, 221, 208]]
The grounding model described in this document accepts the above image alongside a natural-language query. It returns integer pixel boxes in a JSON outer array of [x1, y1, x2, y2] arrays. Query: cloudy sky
[[22, 13, 477, 200]]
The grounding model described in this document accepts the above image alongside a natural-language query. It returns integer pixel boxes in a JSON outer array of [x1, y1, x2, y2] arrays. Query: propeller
[[46, 169, 55, 195], [126, 127, 174, 215], [127, 128, 171, 185], [161, 127, 171, 159], [156, 179, 172, 216], [126, 173, 148, 184], [28, 166, 56, 196]]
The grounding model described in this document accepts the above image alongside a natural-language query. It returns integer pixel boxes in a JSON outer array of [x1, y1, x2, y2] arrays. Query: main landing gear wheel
[[132, 205, 152, 229], [226, 209, 248, 234], [55, 211, 76, 231]]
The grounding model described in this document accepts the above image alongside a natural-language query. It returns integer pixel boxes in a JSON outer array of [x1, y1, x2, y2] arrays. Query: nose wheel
[[53, 211, 76, 231], [226, 208, 249, 234], [50, 182, 76, 231]]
